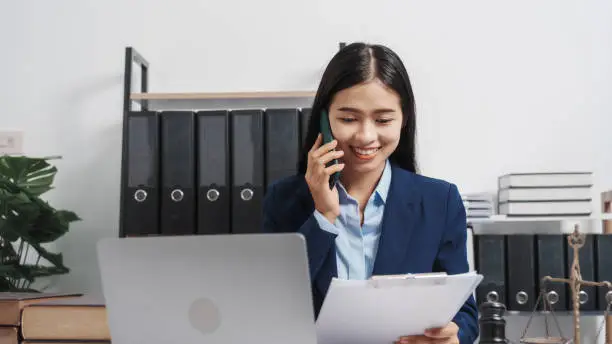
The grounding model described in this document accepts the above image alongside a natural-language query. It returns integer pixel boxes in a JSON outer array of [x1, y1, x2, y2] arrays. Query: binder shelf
[[471, 219, 612, 316], [119, 47, 313, 238]]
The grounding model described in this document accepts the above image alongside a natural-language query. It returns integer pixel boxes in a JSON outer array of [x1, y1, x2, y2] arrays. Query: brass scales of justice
[[519, 225, 612, 344]]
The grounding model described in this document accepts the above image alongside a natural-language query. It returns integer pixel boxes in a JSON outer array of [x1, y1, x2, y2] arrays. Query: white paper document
[[315, 271, 483, 344]]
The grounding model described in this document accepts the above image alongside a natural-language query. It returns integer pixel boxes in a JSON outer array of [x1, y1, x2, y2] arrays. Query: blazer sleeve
[[434, 183, 479, 344], [262, 182, 337, 278]]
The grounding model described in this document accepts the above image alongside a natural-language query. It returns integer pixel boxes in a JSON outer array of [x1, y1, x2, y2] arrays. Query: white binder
[[315, 271, 483, 344]]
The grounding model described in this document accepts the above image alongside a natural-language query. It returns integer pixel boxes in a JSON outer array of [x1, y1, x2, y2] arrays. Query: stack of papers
[[315, 272, 483, 344]]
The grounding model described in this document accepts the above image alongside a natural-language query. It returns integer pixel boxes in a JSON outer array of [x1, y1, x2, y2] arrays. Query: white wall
[[1, 0, 612, 342]]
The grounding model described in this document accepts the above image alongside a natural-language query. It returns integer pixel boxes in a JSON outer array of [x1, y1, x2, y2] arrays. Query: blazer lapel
[[314, 250, 337, 297], [372, 165, 422, 275], [295, 179, 338, 296]]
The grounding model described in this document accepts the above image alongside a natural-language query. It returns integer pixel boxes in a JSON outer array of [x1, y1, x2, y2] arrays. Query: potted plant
[[0, 155, 80, 292]]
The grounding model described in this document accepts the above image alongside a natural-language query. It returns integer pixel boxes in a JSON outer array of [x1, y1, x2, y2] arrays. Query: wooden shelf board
[[130, 91, 316, 101]]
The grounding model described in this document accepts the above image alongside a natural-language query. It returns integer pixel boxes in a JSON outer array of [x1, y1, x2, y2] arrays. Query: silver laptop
[[97, 233, 317, 344]]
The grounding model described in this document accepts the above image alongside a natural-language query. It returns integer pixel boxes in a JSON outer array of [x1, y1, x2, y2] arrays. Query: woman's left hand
[[395, 322, 459, 344]]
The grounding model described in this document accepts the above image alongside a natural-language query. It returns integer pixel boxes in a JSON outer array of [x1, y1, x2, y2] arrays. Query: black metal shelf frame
[[119, 47, 150, 237]]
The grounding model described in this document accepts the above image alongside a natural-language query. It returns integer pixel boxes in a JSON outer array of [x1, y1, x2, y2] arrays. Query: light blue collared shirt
[[313, 160, 392, 280]]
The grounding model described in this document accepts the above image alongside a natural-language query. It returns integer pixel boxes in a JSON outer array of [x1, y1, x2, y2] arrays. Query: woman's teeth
[[352, 147, 380, 158]]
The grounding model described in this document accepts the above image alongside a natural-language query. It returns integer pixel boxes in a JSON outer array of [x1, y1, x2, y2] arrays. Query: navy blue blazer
[[262, 163, 479, 344]]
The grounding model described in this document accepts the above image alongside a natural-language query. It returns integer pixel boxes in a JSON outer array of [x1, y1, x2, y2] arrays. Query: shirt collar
[[335, 159, 392, 204], [374, 159, 392, 204]]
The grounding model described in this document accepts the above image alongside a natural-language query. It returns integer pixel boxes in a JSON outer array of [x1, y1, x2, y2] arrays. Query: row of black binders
[[119, 108, 312, 237], [474, 233, 612, 312]]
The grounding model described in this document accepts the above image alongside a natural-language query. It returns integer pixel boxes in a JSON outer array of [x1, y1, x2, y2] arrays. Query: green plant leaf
[[26, 166, 56, 181], [6, 193, 40, 222], [55, 210, 81, 223], [0, 155, 75, 292], [0, 156, 58, 196], [0, 217, 20, 242], [21, 175, 55, 196], [0, 157, 31, 183], [28, 209, 76, 243]]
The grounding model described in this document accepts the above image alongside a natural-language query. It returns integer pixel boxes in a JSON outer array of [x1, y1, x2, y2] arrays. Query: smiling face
[[328, 78, 404, 177]]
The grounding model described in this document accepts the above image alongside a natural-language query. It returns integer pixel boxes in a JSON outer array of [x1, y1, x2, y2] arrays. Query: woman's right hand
[[305, 133, 345, 224]]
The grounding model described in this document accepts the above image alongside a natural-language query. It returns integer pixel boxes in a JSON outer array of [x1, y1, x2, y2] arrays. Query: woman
[[262, 42, 478, 344]]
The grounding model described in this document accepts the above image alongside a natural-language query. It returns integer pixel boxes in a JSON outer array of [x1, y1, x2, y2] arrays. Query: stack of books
[[0, 292, 110, 344], [0, 292, 79, 344], [496, 172, 593, 217], [462, 193, 495, 220]]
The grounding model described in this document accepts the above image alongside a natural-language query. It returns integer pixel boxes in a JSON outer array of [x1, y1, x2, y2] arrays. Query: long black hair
[[297, 42, 418, 175]]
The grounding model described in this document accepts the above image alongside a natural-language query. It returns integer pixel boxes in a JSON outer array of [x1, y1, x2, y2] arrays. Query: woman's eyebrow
[[336, 107, 396, 114], [337, 106, 362, 114], [372, 108, 396, 114]]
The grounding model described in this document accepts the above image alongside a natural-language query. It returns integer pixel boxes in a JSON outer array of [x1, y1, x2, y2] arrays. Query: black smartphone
[[319, 110, 340, 189]]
